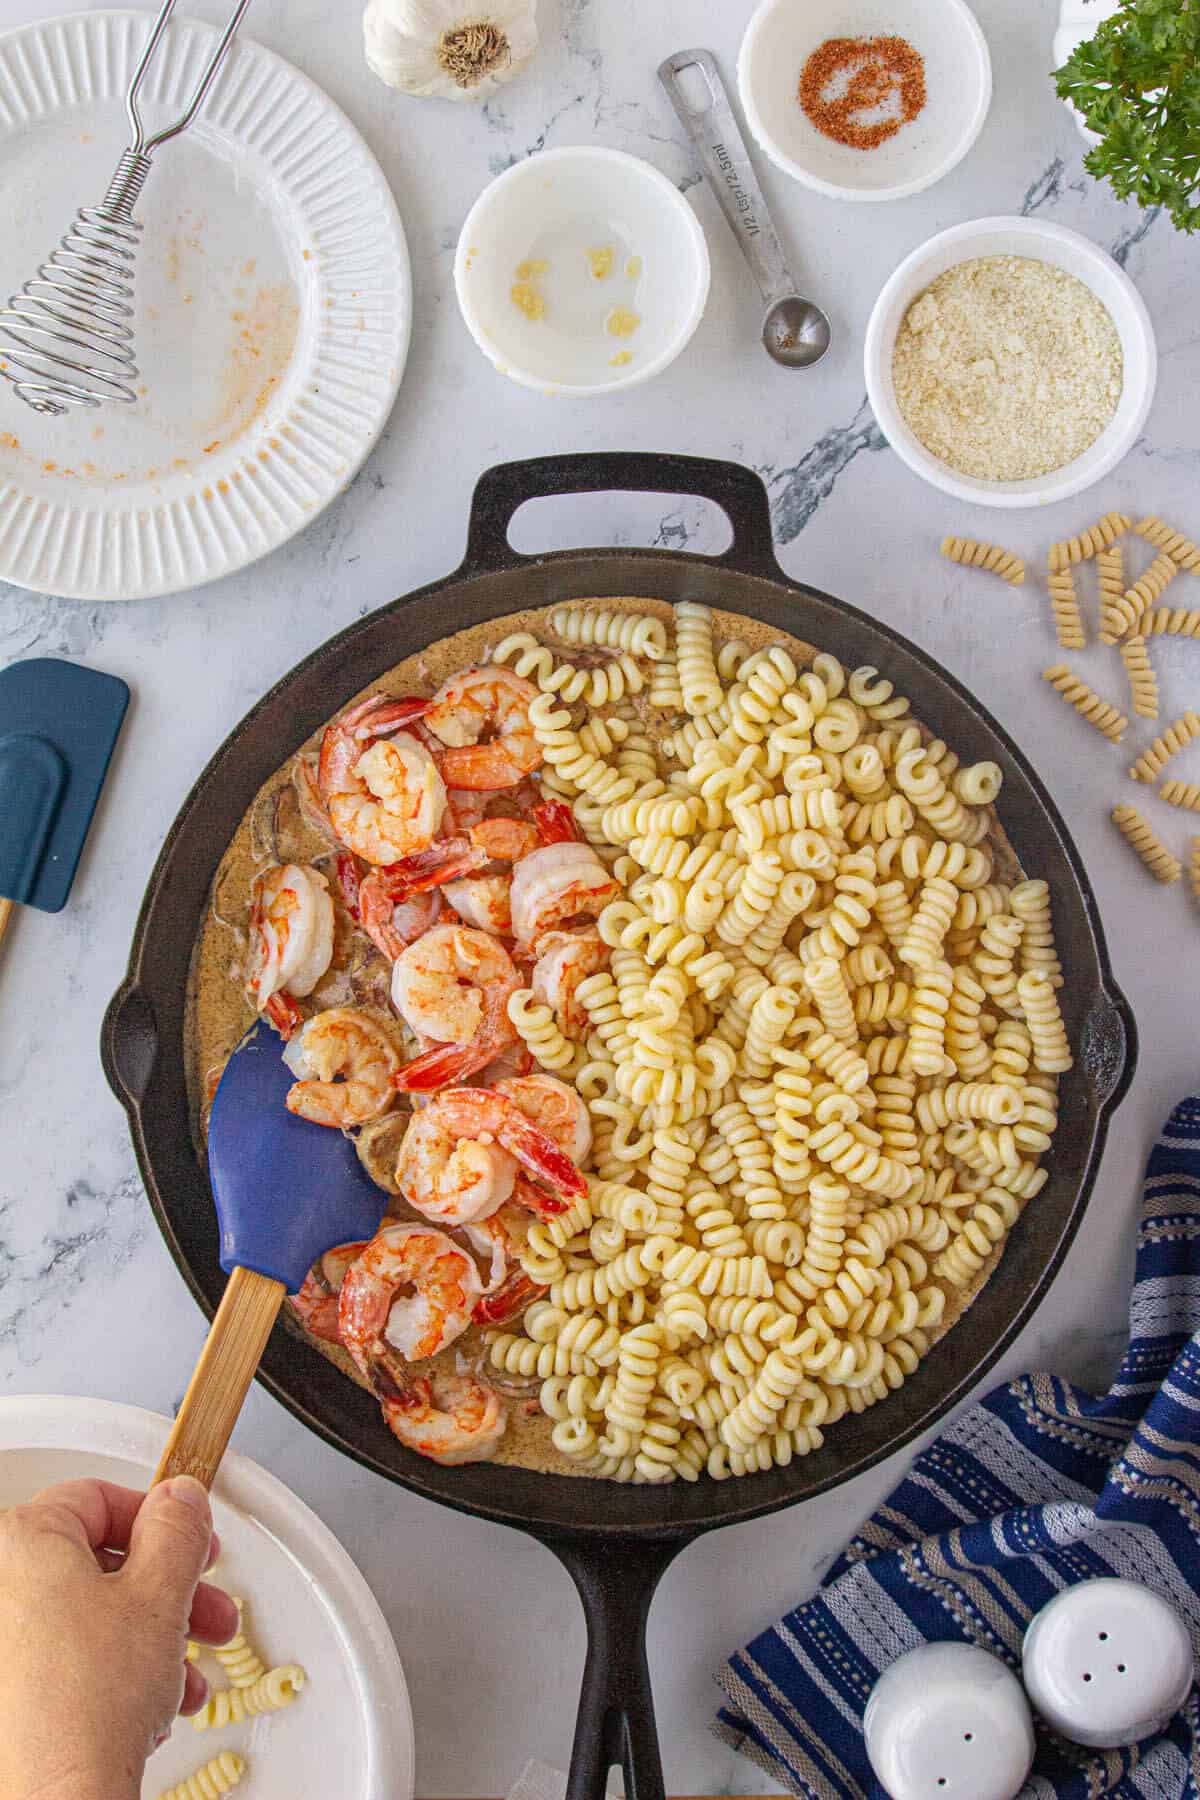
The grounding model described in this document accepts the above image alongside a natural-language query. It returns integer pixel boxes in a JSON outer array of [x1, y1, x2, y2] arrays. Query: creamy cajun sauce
[[186, 596, 1024, 1479]]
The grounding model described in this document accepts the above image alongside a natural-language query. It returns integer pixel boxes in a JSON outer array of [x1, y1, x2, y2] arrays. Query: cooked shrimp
[[360, 878, 442, 962], [395, 1106, 518, 1228], [442, 817, 541, 933], [391, 923, 520, 1058], [394, 1086, 586, 1222], [471, 817, 540, 861], [425, 666, 541, 790], [338, 1222, 482, 1374], [282, 1007, 402, 1127], [461, 1201, 532, 1291], [496, 1073, 593, 1164], [288, 1241, 368, 1345], [442, 875, 513, 935], [530, 927, 610, 1037], [442, 788, 488, 834], [378, 1371, 508, 1466], [247, 864, 335, 1038], [319, 695, 446, 866], [533, 799, 579, 844], [510, 843, 618, 949]]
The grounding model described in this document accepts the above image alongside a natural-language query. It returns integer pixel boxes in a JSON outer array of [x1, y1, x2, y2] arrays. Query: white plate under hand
[[0, 10, 411, 601], [0, 1396, 415, 1800]]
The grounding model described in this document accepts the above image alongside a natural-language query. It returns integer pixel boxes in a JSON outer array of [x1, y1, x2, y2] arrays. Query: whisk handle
[[128, 0, 255, 157]]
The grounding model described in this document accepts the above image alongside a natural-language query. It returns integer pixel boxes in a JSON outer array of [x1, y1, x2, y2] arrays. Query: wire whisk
[[0, 0, 252, 417]]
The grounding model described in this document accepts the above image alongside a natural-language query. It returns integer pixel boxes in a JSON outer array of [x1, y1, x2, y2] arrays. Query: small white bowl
[[455, 146, 710, 397], [864, 217, 1158, 508], [738, 0, 991, 202]]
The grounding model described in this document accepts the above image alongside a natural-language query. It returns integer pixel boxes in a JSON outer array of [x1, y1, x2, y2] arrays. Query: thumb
[[124, 1478, 214, 1619]]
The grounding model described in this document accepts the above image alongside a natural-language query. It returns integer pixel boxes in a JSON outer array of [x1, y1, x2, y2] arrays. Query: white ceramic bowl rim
[[737, 0, 992, 202], [863, 216, 1158, 508], [454, 145, 710, 397]]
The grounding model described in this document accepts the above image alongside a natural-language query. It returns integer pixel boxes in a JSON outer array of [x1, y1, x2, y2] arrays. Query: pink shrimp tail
[[264, 991, 303, 1039], [336, 853, 362, 921], [493, 1113, 586, 1206], [393, 1038, 498, 1093], [533, 800, 579, 844], [472, 1270, 546, 1326], [381, 839, 489, 900], [319, 694, 432, 799]]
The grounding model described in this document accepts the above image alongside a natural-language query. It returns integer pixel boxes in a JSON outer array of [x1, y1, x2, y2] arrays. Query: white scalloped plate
[[0, 1397, 415, 1800], [0, 11, 411, 600]]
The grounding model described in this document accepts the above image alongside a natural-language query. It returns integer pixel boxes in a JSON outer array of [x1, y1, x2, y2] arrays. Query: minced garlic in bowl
[[891, 254, 1123, 482]]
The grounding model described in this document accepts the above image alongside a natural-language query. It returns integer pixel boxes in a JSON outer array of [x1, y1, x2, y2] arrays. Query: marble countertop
[[3, 0, 1199, 1792]]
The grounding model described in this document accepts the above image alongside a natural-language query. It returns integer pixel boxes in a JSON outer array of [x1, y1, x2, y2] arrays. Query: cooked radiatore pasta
[[1047, 511, 1129, 570], [508, 989, 578, 1072], [1134, 515, 1200, 571], [549, 605, 667, 660], [940, 536, 1024, 584], [1161, 780, 1200, 813], [1129, 710, 1200, 783], [213, 1598, 267, 1689], [1041, 664, 1128, 743], [1118, 635, 1160, 720], [1047, 567, 1086, 650], [472, 605, 1068, 1482], [157, 1752, 247, 1800], [1111, 803, 1183, 884], [192, 1665, 306, 1730]]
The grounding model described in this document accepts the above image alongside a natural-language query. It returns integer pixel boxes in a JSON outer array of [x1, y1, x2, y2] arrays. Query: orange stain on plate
[[0, 431, 19, 451]]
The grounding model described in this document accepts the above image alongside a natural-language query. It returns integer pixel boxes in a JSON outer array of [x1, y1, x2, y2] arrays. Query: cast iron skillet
[[103, 453, 1136, 1800]]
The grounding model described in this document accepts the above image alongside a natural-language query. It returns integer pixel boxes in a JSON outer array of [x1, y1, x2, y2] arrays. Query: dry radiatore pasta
[[1047, 567, 1085, 650], [1138, 607, 1200, 639], [1135, 515, 1200, 571], [940, 537, 1024, 585], [1041, 664, 1128, 743], [1111, 803, 1182, 884], [1129, 710, 1200, 783], [1118, 635, 1159, 720], [1095, 544, 1126, 645], [1047, 511, 1129, 571], [1160, 780, 1200, 814]]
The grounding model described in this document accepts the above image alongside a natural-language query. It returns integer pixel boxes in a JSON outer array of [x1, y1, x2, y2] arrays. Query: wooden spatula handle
[[0, 898, 14, 950], [152, 1265, 286, 1490]]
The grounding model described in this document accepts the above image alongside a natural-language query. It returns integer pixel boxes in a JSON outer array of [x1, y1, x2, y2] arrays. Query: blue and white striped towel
[[715, 1098, 1200, 1799]]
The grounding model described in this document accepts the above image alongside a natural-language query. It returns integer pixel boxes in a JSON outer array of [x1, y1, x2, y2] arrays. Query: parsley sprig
[[1055, 0, 1200, 233]]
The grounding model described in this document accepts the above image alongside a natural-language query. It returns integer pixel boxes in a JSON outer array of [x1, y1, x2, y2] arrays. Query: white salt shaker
[[864, 1642, 1035, 1800], [1023, 1578, 1194, 1749], [1052, 0, 1123, 142]]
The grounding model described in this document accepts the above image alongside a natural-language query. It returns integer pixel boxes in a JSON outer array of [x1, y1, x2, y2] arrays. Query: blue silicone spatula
[[152, 1021, 388, 1489], [0, 657, 130, 955]]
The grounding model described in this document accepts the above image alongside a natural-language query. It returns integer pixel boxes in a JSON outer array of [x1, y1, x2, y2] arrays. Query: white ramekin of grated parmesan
[[864, 216, 1157, 508]]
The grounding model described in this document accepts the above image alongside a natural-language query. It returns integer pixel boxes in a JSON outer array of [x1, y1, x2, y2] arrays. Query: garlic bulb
[[364, 0, 538, 102]]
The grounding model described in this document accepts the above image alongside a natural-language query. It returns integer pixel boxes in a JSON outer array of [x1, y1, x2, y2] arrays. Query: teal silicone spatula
[[0, 657, 130, 955], [151, 1020, 389, 1489]]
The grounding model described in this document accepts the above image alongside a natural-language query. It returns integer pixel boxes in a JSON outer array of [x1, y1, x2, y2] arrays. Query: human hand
[[0, 1476, 239, 1800]]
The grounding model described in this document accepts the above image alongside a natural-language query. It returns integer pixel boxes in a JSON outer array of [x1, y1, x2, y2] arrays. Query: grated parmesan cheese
[[891, 254, 1123, 482]]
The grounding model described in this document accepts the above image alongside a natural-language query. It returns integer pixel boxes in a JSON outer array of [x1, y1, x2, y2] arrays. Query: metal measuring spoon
[[659, 48, 831, 368]]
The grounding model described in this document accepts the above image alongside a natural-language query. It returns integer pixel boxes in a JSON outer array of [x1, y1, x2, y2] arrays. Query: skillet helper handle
[[551, 1536, 683, 1800], [461, 451, 780, 580], [152, 1265, 285, 1489]]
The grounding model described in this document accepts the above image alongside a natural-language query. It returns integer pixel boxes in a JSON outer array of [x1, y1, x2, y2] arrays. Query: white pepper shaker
[[864, 1642, 1035, 1800], [1022, 1578, 1194, 1749]]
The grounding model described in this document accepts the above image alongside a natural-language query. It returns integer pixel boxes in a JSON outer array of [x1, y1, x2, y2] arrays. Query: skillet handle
[[546, 1534, 686, 1800], [460, 451, 781, 580], [1084, 979, 1138, 1113]]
